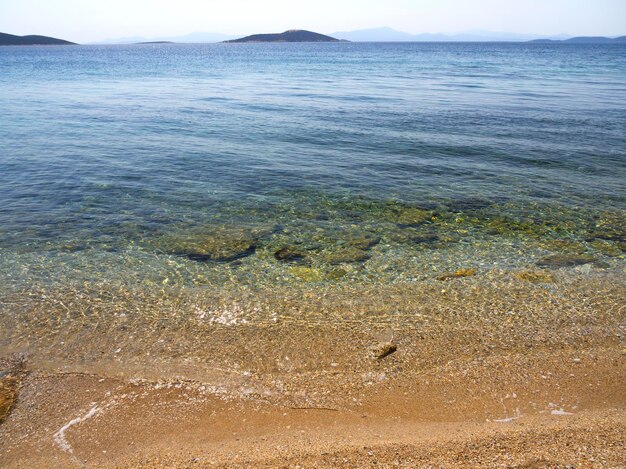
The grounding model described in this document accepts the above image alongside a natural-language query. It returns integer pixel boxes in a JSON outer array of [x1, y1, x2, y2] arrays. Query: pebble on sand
[[371, 342, 397, 359]]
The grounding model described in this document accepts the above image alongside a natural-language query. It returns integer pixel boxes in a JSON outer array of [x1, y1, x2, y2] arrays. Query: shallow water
[[0, 43, 625, 361], [0, 44, 626, 284]]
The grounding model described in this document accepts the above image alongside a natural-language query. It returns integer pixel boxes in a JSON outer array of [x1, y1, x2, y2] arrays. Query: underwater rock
[[156, 226, 258, 262], [590, 240, 624, 257], [345, 234, 380, 250], [409, 233, 440, 244], [514, 270, 555, 284], [0, 374, 18, 424], [289, 266, 325, 282], [540, 239, 587, 254], [590, 230, 625, 242], [371, 342, 397, 359], [325, 196, 436, 226], [326, 268, 348, 280], [390, 207, 433, 227], [483, 216, 548, 238], [321, 247, 370, 265], [289, 266, 348, 282], [588, 212, 626, 242], [274, 245, 308, 262], [386, 228, 446, 247], [437, 268, 477, 281], [0, 358, 26, 424], [536, 253, 596, 268]]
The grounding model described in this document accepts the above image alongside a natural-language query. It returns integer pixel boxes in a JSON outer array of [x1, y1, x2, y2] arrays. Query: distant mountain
[[91, 35, 148, 45], [0, 32, 75, 46], [92, 32, 238, 45], [530, 36, 626, 44], [169, 32, 238, 43], [224, 30, 342, 43], [331, 27, 570, 42], [331, 27, 416, 42], [89, 29, 626, 46]]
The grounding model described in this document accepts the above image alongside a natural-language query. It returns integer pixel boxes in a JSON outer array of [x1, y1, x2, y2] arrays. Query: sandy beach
[[1, 266, 624, 467]]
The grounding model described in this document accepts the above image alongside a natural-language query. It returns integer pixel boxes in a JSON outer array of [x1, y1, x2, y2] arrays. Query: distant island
[[529, 36, 626, 44], [0, 32, 75, 46], [95, 28, 626, 45], [224, 29, 344, 43]]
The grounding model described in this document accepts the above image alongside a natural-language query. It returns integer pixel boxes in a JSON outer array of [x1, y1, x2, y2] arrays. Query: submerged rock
[[590, 229, 625, 242], [388, 206, 433, 227], [274, 245, 308, 262], [590, 240, 624, 257], [386, 226, 454, 249], [588, 212, 626, 242], [540, 239, 587, 254], [321, 247, 370, 265], [0, 358, 26, 424], [409, 233, 440, 244], [155, 226, 258, 262], [345, 234, 380, 250], [483, 216, 548, 238], [288, 266, 348, 282], [0, 376, 17, 424], [327, 268, 348, 280], [288, 266, 324, 282], [536, 254, 596, 268]]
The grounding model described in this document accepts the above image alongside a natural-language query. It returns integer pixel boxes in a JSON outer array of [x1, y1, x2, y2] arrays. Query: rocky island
[[224, 29, 344, 43], [530, 35, 626, 44], [0, 32, 75, 45]]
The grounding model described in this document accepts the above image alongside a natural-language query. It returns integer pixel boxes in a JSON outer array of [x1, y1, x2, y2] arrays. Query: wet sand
[[1, 267, 625, 467]]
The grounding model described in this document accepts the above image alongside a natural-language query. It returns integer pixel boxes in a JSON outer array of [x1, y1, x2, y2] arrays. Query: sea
[[0, 42, 625, 372]]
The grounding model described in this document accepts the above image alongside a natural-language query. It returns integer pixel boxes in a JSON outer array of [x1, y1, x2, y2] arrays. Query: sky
[[1, 0, 625, 43]]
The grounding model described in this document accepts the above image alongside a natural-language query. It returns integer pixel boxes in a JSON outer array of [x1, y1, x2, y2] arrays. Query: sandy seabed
[[0, 266, 624, 467]]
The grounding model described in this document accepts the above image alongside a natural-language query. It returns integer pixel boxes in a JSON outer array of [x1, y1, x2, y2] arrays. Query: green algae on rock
[[587, 211, 626, 242], [385, 206, 434, 227], [288, 266, 325, 282], [539, 239, 588, 255], [590, 240, 624, 257], [326, 268, 348, 280], [483, 215, 550, 238], [321, 196, 435, 227], [288, 266, 349, 282]]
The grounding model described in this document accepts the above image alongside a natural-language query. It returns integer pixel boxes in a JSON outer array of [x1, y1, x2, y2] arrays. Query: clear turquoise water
[[0, 43, 625, 290]]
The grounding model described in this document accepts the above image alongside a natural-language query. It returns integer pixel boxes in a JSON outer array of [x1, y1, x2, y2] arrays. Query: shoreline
[[1, 266, 624, 467], [1, 364, 624, 467]]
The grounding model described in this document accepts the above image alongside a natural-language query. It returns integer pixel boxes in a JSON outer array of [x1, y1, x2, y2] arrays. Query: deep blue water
[[0, 43, 625, 287]]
